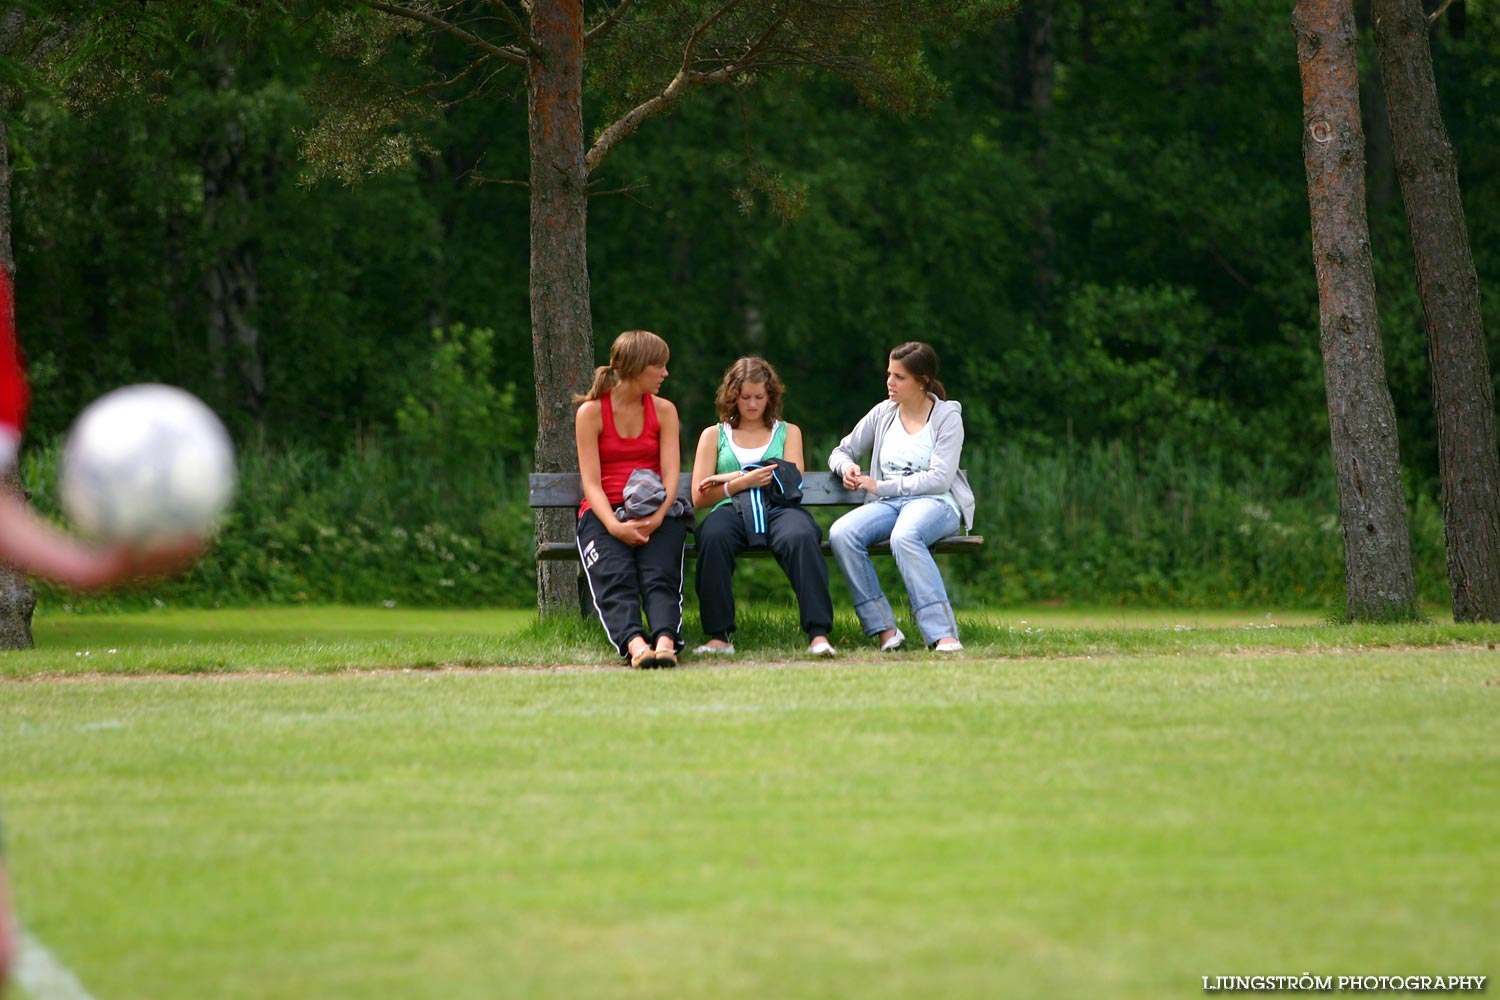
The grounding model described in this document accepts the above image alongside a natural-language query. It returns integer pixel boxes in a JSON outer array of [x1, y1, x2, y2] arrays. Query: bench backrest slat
[[529, 471, 864, 508]]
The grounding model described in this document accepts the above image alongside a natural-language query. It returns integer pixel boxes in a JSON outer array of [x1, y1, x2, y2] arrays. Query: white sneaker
[[693, 642, 735, 654], [934, 639, 964, 653], [879, 629, 906, 652], [807, 639, 836, 657]]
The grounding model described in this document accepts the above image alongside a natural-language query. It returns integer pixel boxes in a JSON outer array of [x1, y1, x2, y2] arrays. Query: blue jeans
[[828, 496, 961, 647]]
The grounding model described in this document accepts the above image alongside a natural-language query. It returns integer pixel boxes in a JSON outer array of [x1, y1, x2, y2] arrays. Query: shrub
[[21, 440, 536, 611], [16, 439, 1449, 612]]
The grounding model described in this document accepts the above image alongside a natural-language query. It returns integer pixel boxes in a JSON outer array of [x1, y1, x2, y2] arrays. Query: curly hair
[[714, 356, 785, 429]]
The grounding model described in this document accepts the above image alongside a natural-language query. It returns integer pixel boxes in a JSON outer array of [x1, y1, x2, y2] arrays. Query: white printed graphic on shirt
[[879, 420, 934, 481]]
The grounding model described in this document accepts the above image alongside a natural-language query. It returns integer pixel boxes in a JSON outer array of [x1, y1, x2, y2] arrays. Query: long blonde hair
[[574, 330, 671, 403]]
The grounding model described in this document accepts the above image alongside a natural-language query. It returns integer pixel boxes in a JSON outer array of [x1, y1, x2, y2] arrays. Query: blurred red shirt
[[0, 268, 28, 469]]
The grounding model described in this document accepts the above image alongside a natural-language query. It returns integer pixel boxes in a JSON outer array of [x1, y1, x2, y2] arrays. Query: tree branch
[[588, 177, 651, 206], [682, 0, 747, 68], [362, 1, 528, 68], [0, 2, 96, 72], [588, 176, 648, 199], [699, 14, 790, 76], [411, 51, 495, 98], [465, 173, 529, 187], [587, 71, 693, 173], [488, 0, 544, 59], [27, 13, 99, 69], [0, 9, 27, 56], [1426, 0, 1455, 26], [587, 3, 791, 173], [585, 0, 636, 46]]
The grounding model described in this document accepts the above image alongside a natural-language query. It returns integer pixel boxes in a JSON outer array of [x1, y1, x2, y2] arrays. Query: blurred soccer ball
[[61, 384, 236, 545]]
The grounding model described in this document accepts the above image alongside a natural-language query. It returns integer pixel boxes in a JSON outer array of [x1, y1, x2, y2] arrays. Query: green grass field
[[2, 608, 1497, 999]]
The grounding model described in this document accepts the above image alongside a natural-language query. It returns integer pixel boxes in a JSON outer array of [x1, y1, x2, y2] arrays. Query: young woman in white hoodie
[[827, 342, 975, 652]]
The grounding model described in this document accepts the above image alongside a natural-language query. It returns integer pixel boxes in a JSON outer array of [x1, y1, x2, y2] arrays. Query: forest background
[[6, 0, 1495, 612]]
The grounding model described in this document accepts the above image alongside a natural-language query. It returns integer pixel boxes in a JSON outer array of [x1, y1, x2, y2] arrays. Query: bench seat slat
[[530, 471, 982, 561], [535, 535, 985, 562]]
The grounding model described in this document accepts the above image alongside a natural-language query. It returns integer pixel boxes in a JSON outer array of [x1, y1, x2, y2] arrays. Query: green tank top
[[710, 421, 787, 513]]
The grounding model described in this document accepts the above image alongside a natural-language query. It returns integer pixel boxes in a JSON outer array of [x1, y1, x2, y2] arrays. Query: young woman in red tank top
[[574, 329, 686, 668]]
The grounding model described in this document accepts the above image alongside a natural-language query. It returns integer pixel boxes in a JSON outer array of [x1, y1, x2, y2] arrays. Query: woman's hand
[[103, 536, 206, 585], [636, 512, 667, 539], [0, 492, 207, 590], [739, 465, 775, 490], [608, 518, 652, 547], [696, 472, 738, 493], [697, 466, 774, 496], [851, 473, 878, 494], [841, 464, 864, 490]]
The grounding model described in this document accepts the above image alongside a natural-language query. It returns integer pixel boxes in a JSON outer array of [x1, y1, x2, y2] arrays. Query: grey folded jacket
[[614, 467, 693, 521]]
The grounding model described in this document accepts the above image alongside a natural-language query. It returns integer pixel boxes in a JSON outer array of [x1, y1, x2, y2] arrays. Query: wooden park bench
[[529, 471, 985, 562]]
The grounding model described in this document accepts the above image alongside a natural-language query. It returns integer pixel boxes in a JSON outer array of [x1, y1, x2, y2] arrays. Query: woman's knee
[[697, 529, 739, 561], [828, 518, 857, 554], [697, 512, 740, 549], [889, 524, 929, 556], [776, 514, 821, 547]]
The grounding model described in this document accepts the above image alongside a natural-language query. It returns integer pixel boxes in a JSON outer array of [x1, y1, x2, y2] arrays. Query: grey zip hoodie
[[827, 395, 976, 532]]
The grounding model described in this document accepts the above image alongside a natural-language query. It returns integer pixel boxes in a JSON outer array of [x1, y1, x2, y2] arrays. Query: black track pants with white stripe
[[576, 509, 687, 656], [695, 504, 833, 640]]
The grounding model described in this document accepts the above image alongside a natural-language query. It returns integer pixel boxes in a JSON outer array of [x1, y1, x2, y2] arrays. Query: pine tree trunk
[[529, 0, 593, 615], [1294, 0, 1419, 620], [1021, 0, 1058, 315], [1373, 0, 1500, 620], [0, 104, 38, 650], [203, 57, 268, 428], [1354, 0, 1398, 211]]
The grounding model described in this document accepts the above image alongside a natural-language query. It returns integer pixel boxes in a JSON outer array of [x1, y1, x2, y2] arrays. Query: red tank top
[[0, 268, 29, 444], [579, 391, 661, 517]]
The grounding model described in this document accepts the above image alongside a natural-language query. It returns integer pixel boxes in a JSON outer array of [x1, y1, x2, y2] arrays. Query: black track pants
[[695, 504, 833, 640], [576, 510, 687, 656]]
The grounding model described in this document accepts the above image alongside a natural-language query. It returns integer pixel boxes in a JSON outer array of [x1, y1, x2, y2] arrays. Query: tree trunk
[[1354, 0, 1398, 210], [1021, 0, 1058, 316], [1196, 0, 1222, 87], [1079, 0, 1097, 64], [203, 57, 268, 429], [0, 102, 38, 650], [1294, 0, 1419, 620], [529, 0, 593, 615], [1373, 0, 1500, 620]]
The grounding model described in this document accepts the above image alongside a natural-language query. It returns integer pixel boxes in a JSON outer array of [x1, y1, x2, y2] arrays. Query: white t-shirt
[[879, 419, 959, 517], [879, 420, 933, 480]]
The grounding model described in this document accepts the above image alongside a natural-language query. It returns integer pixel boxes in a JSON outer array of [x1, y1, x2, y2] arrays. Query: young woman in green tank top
[[689, 357, 835, 657], [703, 419, 786, 513]]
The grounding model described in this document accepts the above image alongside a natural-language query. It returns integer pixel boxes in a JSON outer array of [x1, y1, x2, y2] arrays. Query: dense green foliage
[[5, 2, 1496, 606], [17, 441, 1450, 611], [19, 440, 537, 610]]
